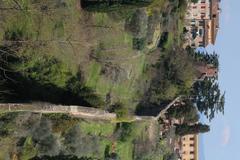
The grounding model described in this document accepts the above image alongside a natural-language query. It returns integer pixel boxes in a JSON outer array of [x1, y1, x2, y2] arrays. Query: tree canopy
[[192, 77, 225, 121], [187, 47, 219, 69], [175, 123, 210, 136], [166, 100, 200, 123], [81, 0, 153, 11]]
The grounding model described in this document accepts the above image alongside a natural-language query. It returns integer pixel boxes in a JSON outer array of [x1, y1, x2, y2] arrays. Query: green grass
[[164, 32, 174, 50], [147, 0, 166, 15], [20, 137, 37, 160], [86, 62, 102, 88], [0, 137, 16, 160], [116, 141, 134, 160], [0, 0, 187, 118], [17, 53, 73, 88], [84, 52, 147, 107], [94, 13, 110, 26], [0, 0, 156, 110], [98, 139, 112, 158], [80, 121, 115, 136]]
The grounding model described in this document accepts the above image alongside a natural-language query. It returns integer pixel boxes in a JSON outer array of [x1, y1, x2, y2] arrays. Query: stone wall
[[0, 103, 116, 120]]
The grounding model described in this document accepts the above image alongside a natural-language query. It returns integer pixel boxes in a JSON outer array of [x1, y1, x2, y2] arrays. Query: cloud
[[221, 126, 231, 146]]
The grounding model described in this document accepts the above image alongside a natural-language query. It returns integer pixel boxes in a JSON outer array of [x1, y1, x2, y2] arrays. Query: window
[[190, 137, 194, 141], [190, 144, 194, 147], [199, 29, 203, 37], [199, 21, 204, 26], [201, 13, 206, 18], [190, 151, 194, 154], [199, 41, 204, 46]]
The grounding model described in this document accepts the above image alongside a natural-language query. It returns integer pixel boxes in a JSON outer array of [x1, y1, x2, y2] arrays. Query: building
[[180, 134, 199, 160], [163, 102, 200, 160], [184, 0, 220, 48], [196, 63, 218, 80], [186, 0, 211, 20]]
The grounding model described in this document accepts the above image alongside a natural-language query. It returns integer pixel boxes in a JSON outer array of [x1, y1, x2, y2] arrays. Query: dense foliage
[[0, 46, 103, 106], [187, 47, 219, 68], [136, 47, 196, 116], [0, 112, 169, 160], [175, 123, 210, 136], [166, 100, 200, 123], [0, 0, 225, 159], [192, 77, 225, 121], [81, 0, 153, 11]]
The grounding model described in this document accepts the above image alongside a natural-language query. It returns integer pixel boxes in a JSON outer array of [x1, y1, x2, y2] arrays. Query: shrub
[[133, 37, 146, 50], [175, 123, 210, 136], [115, 122, 134, 142]]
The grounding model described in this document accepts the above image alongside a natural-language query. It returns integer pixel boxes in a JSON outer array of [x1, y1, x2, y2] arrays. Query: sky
[[201, 0, 240, 159]]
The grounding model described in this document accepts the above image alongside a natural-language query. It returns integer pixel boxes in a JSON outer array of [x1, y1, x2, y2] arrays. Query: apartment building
[[184, 0, 220, 48], [180, 134, 199, 160]]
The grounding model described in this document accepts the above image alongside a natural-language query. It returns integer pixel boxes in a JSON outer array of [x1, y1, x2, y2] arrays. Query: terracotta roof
[[210, 0, 220, 44], [203, 20, 209, 46]]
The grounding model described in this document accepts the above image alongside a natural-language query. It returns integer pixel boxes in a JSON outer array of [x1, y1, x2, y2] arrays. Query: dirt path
[[0, 95, 181, 123], [0, 103, 116, 120], [155, 96, 182, 120], [0, 103, 154, 122]]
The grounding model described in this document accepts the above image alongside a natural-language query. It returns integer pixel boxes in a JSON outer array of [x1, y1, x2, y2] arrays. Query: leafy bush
[[126, 9, 148, 38], [191, 77, 225, 121], [115, 122, 134, 142], [63, 125, 100, 157], [32, 118, 60, 156], [150, 48, 196, 101], [175, 123, 210, 136], [166, 100, 200, 123], [20, 137, 37, 160], [187, 47, 219, 68], [109, 102, 129, 119], [43, 114, 79, 132], [133, 37, 146, 50], [0, 46, 103, 107]]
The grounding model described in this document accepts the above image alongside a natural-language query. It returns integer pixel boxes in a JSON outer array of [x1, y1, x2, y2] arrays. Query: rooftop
[[210, 0, 221, 45]]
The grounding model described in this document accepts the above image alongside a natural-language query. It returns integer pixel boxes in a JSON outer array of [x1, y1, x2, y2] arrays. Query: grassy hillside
[[0, 0, 159, 108], [0, 0, 188, 111], [0, 1, 212, 160]]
